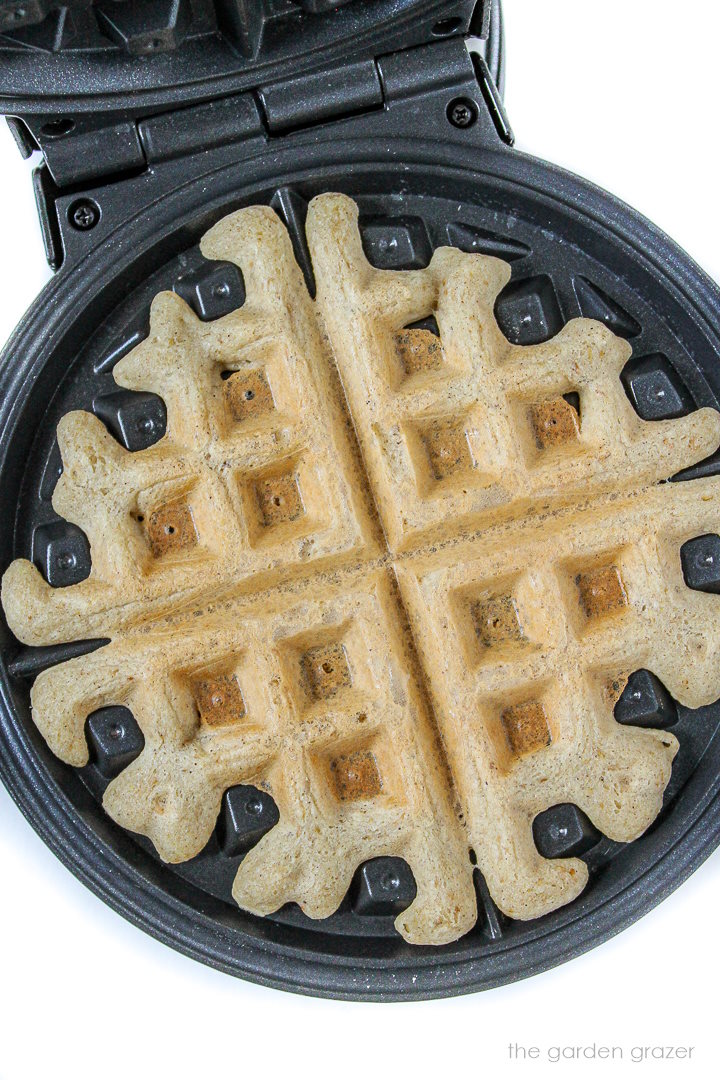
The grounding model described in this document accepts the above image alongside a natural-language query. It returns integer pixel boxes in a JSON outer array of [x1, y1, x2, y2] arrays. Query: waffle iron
[[1, 0, 719, 1000]]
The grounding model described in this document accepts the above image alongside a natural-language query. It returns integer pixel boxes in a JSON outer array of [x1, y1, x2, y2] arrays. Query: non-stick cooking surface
[[2, 159, 720, 996]]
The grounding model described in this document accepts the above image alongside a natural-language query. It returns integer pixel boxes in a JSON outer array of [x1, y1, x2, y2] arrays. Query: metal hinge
[[17, 52, 385, 196], [258, 57, 383, 134], [15, 35, 511, 270], [19, 90, 265, 190], [21, 32, 509, 186]]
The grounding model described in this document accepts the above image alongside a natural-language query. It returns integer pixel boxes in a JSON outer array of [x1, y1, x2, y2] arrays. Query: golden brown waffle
[[4, 193, 720, 943]]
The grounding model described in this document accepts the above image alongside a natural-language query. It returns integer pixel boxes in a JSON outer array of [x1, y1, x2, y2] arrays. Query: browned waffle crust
[[4, 194, 720, 944]]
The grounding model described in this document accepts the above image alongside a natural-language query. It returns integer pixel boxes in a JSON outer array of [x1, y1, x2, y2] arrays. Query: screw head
[[447, 97, 478, 129], [69, 200, 100, 232]]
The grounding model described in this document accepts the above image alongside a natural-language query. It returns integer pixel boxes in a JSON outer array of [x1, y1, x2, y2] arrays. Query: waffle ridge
[[4, 193, 720, 942]]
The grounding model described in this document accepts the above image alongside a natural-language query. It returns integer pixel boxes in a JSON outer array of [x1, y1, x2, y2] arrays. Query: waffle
[[4, 193, 720, 943]]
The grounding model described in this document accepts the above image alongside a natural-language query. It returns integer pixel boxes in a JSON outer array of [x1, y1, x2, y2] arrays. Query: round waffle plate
[[1, 136, 720, 998]]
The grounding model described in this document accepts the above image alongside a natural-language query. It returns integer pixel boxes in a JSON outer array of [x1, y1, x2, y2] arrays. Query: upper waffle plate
[[3, 193, 720, 946]]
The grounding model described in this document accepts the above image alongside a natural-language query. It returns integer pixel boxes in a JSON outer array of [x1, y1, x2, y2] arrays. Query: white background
[[1, 2, 719, 1077]]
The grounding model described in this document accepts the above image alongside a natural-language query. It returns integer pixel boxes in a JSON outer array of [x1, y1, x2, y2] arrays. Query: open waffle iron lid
[[0, 0, 492, 116]]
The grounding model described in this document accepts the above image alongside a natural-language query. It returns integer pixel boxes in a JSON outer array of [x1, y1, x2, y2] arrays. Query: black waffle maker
[[1, 0, 719, 1001]]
